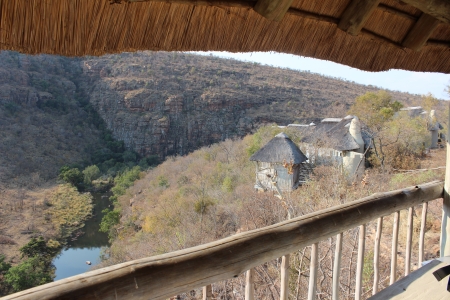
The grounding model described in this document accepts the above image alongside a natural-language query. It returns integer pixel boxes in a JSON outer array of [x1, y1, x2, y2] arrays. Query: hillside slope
[[83, 52, 426, 159], [0, 50, 431, 188], [0, 52, 107, 188]]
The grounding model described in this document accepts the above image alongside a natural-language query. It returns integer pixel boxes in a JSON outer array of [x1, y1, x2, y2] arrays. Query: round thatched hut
[[249, 133, 308, 197]]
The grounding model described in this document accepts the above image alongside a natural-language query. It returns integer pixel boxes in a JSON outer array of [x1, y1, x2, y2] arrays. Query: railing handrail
[[3, 181, 444, 300]]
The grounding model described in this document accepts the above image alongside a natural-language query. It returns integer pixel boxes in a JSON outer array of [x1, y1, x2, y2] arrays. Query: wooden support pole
[[253, 0, 294, 21], [355, 224, 366, 300], [338, 0, 381, 35], [332, 233, 343, 300], [441, 101, 450, 257], [390, 211, 400, 285], [307, 243, 318, 300], [245, 269, 255, 300], [402, 13, 440, 51], [419, 202, 428, 265], [373, 217, 383, 295], [202, 284, 212, 300], [401, 0, 450, 23], [280, 254, 290, 300], [405, 207, 414, 275]]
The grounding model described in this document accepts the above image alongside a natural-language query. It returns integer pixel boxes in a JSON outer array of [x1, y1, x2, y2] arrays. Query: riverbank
[[53, 191, 111, 280], [0, 183, 95, 265]]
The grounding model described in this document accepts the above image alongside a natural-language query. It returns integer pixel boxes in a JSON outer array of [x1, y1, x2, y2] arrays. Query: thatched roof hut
[[250, 133, 308, 195], [250, 133, 307, 164], [1, 0, 450, 73]]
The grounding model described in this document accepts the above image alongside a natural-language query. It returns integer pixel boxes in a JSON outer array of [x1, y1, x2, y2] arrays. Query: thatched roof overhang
[[250, 133, 308, 164], [1, 0, 450, 72]]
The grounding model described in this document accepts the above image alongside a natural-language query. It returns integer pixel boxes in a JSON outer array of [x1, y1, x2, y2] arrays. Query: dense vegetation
[[0, 237, 60, 294]]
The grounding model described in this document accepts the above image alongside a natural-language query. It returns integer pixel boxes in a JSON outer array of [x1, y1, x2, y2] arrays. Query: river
[[53, 191, 111, 280]]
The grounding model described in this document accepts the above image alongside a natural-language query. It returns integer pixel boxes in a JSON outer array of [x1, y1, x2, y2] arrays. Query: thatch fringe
[[0, 0, 450, 72]]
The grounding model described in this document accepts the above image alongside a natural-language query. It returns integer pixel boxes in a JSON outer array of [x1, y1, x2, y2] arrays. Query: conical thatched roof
[[1, 0, 450, 73], [250, 133, 307, 164]]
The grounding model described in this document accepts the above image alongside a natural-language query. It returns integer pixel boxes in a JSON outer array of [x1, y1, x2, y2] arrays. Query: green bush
[[83, 165, 101, 184], [1, 237, 60, 294], [99, 209, 120, 238], [19, 237, 59, 260], [122, 150, 137, 163], [222, 175, 235, 193], [59, 167, 83, 188], [157, 175, 169, 188], [4, 257, 53, 293]]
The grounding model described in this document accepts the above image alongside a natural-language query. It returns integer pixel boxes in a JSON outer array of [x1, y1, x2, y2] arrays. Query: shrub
[[99, 209, 120, 237], [82, 165, 101, 184], [59, 167, 83, 187]]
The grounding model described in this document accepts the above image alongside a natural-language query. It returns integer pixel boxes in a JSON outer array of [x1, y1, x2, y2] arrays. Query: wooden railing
[[3, 181, 445, 300]]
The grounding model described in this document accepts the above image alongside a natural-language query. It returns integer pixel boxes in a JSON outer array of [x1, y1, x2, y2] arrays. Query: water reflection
[[53, 192, 111, 281]]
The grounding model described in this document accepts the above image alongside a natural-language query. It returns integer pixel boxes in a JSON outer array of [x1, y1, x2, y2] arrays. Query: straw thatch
[[250, 132, 307, 164], [299, 116, 370, 151], [0, 0, 449, 72]]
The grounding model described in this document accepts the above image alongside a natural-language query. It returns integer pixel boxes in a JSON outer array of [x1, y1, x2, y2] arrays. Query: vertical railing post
[[203, 284, 212, 300], [405, 207, 414, 275], [373, 217, 383, 295], [332, 233, 343, 300], [307, 243, 318, 300], [441, 102, 450, 257], [419, 202, 428, 265], [280, 255, 290, 300], [390, 211, 400, 285], [355, 224, 366, 300], [245, 269, 255, 300]]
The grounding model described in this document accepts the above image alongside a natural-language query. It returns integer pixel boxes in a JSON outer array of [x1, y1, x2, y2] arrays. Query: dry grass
[[47, 184, 93, 238], [0, 183, 93, 264]]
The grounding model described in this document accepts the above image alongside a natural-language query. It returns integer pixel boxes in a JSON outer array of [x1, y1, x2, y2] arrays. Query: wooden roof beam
[[402, 13, 440, 51], [253, 0, 294, 21], [401, 0, 450, 23], [338, 0, 381, 36]]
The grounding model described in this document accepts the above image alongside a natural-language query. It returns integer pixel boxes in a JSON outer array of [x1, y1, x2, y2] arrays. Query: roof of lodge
[[250, 133, 308, 164], [1, 0, 450, 73], [293, 116, 370, 151]]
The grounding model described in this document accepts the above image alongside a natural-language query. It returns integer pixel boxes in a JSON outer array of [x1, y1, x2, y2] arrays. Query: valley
[[0, 50, 442, 297]]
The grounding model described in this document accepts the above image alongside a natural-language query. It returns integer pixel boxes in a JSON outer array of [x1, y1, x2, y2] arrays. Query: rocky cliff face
[[82, 52, 425, 159], [85, 67, 256, 158]]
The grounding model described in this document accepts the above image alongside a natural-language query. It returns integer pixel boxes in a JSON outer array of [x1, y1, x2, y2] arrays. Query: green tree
[[4, 257, 53, 293], [157, 175, 169, 188], [99, 209, 120, 239], [82, 165, 101, 184], [122, 150, 137, 163], [0, 255, 12, 295], [422, 93, 439, 112], [348, 91, 430, 170], [60, 168, 84, 187], [348, 91, 402, 132], [19, 237, 59, 261], [222, 175, 235, 193], [2, 237, 59, 294], [110, 166, 142, 202]]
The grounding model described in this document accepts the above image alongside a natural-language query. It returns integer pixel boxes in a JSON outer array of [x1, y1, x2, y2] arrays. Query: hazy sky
[[201, 51, 450, 100]]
